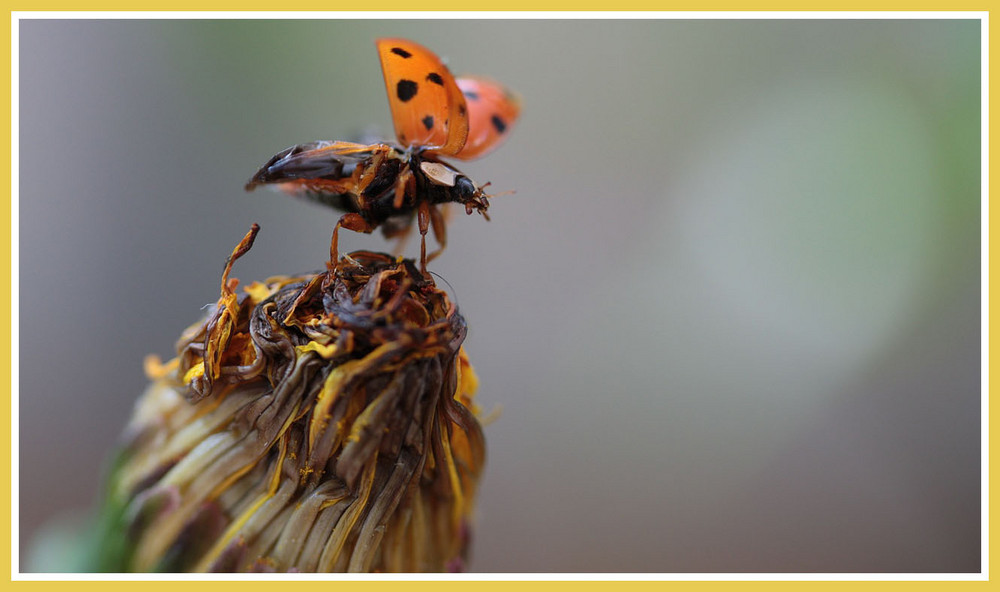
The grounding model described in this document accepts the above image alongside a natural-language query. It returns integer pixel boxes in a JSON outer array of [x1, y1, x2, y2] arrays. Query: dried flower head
[[94, 225, 485, 572]]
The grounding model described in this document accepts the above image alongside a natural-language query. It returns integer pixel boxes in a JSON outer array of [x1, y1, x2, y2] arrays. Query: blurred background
[[18, 18, 981, 572]]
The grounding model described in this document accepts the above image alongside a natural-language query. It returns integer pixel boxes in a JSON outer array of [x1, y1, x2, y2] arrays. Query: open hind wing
[[245, 141, 380, 189]]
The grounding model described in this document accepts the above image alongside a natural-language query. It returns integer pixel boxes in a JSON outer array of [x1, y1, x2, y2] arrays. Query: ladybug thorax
[[419, 160, 460, 187], [410, 153, 480, 206]]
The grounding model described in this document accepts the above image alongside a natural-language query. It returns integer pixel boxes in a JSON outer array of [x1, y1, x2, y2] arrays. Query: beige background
[[18, 18, 981, 572]]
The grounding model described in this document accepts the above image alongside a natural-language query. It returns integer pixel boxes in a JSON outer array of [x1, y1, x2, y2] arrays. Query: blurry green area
[[19, 19, 980, 572]]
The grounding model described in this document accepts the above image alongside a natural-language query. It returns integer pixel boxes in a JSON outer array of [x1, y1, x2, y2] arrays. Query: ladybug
[[246, 38, 521, 269]]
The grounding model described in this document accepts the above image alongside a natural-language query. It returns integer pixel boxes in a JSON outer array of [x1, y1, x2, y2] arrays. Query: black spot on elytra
[[422, 115, 434, 130], [491, 115, 507, 134], [426, 72, 444, 85], [463, 91, 480, 101], [397, 80, 418, 102], [391, 47, 412, 58], [459, 105, 467, 116]]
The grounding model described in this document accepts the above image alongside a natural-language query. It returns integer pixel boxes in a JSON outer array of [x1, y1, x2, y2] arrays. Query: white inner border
[[9, 10, 989, 582]]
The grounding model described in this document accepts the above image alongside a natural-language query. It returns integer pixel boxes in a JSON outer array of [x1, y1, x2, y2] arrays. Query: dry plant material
[[95, 225, 485, 572]]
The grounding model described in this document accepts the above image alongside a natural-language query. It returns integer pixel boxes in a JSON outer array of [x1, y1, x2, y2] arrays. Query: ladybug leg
[[393, 167, 413, 209], [329, 212, 374, 265], [425, 204, 448, 263], [417, 200, 431, 273], [387, 169, 417, 257]]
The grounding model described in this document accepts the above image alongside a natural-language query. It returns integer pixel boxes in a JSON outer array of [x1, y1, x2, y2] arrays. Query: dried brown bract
[[97, 225, 485, 572]]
